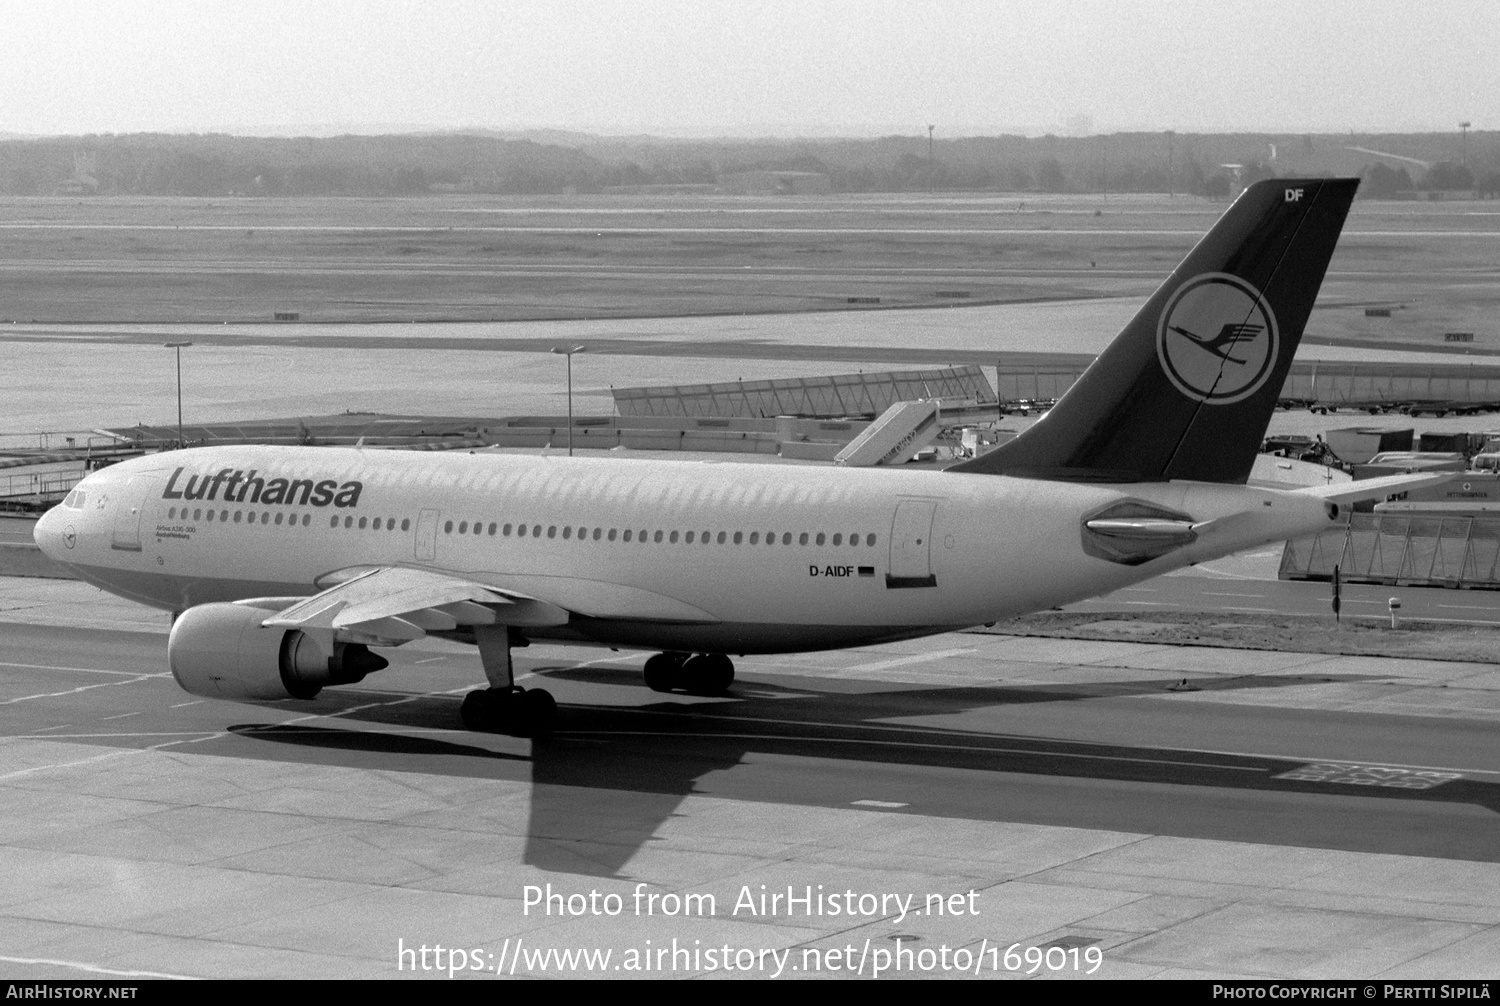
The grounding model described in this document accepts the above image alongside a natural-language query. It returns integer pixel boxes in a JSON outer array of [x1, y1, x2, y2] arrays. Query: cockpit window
[[62, 490, 86, 509]]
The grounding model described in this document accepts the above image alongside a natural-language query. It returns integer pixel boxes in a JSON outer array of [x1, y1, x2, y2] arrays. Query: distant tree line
[[1, 130, 1495, 198]]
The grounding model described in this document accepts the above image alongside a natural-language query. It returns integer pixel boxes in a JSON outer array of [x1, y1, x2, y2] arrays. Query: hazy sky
[[3, 0, 1495, 137]]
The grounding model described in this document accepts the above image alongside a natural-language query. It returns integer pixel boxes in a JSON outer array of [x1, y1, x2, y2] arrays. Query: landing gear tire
[[682, 653, 735, 696], [460, 686, 556, 736], [643, 651, 689, 692], [460, 690, 491, 731]]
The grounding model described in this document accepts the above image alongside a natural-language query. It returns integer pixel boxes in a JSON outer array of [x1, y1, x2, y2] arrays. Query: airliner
[[34, 178, 1410, 735]]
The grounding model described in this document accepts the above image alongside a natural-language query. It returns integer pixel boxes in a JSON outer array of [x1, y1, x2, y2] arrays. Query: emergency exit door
[[414, 509, 439, 561]]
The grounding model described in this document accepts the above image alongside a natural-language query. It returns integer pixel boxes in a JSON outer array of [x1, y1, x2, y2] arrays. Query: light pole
[[1165, 130, 1175, 199], [163, 341, 192, 449], [927, 124, 935, 192], [1460, 121, 1471, 167], [550, 345, 587, 456]]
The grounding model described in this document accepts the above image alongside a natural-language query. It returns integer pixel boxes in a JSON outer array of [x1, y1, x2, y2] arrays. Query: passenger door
[[887, 499, 938, 587], [110, 476, 155, 552]]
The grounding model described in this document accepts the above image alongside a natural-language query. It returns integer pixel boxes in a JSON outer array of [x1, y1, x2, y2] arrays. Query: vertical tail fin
[[952, 177, 1359, 483]]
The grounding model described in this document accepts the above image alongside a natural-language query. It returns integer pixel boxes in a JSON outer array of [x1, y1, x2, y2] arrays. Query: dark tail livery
[[951, 177, 1359, 484]]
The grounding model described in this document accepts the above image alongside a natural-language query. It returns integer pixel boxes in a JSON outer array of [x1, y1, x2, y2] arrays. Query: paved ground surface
[[0, 576, 1497, 980]]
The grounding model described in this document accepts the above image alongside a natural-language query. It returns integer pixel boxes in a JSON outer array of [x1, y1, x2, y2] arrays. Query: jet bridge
[[834, 401, 940, 467]]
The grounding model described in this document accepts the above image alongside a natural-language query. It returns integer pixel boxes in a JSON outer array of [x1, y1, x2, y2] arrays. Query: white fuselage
[[35, 446, 1332, 654]]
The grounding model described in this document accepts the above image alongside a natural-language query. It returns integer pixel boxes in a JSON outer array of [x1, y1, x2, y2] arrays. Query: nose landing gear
[[643, 651, 734, 696], [460, 685, 557, 736], [460, 625, 556, 736]]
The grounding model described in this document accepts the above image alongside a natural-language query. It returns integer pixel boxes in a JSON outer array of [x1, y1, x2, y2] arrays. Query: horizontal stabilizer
[[1293, 473, 1452, 506]]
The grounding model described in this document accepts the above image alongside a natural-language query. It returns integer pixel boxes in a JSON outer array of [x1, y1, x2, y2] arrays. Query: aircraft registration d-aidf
[[35, 178, 1405, 735]]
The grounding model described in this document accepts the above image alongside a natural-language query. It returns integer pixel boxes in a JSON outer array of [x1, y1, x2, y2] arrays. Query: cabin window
[[848, 533, 859, 546], [831, 533, 842, 546], [799, 533, 809, 545], [341, 515, 350, 528], [593, 528, 602, 541], [502, 523, 512, 536], [669, 531, 679, 543], [458, 521, 468, 534], [191, 508, 200, 521], [444, 520, 453, 533], [359, 517, 368, 529], [261, 512, 270, 524], [653, 530, 663, 543], [303, 514, 311, 526], [733, 531, 743, 544], [748, 532, 759, 544], [815, 533, 825, 546], [867, 533, 877, 546], [473, 523, 482, 535], [782, 532, 792, 545], [273, 512, 283, 526], [714, 531, 724, 544], [488, 523, 497, 535], [623, 530, 632, 542], [401, 518, 410, 531], [608, 529, 617, 541], [638, 529, 648, 543], [562, 527, 572, 540]]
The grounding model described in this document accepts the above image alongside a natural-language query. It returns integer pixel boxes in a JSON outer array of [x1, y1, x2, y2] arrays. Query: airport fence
[[998, 359, 1500, 413], [0, 470, 82, 509], [613, 366, 996, 419], [1279, 513, 1500, 589]]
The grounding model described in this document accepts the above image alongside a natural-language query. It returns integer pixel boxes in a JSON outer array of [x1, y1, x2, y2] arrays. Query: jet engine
[[167, 602, 388, 700]]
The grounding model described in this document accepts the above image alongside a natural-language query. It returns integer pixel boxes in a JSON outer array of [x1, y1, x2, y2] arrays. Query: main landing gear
[[460, 626, 557, 736], [643, 651, 735, 696]]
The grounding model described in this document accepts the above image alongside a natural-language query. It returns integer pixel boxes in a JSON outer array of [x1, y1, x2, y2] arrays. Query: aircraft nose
[[34, 496, 77, 559]]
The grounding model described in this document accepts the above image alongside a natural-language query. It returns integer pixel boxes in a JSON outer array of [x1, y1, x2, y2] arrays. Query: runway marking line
[[1276, 763, 1463, 789], [0, 660, 151, 677], [0, 955, 194, 980], [852, 799, 909, 809], [843, 648, 976, 673], [0, 673, 168, 706], [1203, 592, 1266, 598], [0, 731, 224, 782]]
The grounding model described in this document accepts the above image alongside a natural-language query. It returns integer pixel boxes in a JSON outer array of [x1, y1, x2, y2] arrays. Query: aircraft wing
[[235, 565, 718, 646], [1292, 473, 1454, 506], [237, 566, 570, 646]]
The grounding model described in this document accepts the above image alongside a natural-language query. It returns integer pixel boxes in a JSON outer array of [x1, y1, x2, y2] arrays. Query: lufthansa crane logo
[[1156, 273, 1279, 405]]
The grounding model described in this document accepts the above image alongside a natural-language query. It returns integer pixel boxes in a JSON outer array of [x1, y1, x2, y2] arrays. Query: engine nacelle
[[168, 602, 388, 700]]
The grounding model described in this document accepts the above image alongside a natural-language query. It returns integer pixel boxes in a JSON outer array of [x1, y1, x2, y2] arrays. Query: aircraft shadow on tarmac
[[223, 663, 1500, 876]]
